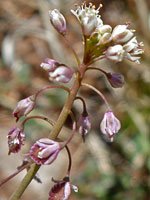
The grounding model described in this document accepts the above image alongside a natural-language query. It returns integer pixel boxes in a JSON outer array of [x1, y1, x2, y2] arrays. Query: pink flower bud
[[112, 25, 133, 43], [49, 177, 78, 200], [106, 72, 125, 88], [49, 66, 73, 83], [8, 126, 25, 155], [13, 95, 35, 122], [40, 58, 59, 72], [49, 9, 66, 35], [30, 138, 61, 165], [100, 111, 121, 142], [106, 45, 125, 62], [77, 112, 91, 141]]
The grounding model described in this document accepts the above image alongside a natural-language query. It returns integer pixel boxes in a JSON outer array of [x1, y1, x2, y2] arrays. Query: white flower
[[106, 45, 125, 62], [123, 37, 144, 64], [71, 3, 103, 36]]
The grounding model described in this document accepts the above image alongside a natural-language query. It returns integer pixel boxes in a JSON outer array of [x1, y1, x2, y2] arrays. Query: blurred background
[[0, 0, 150, 199]]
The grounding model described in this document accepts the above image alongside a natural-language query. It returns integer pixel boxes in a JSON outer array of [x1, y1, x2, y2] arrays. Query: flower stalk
[[9, 63, 87, 200], [8, 2, 144, 199]]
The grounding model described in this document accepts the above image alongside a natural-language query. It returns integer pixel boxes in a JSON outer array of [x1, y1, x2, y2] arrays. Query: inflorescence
[[3, 2, 144, 199]]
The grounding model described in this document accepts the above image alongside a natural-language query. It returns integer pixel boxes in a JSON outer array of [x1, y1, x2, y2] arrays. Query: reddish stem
[[21, 115, 54, 128], [0, 162, 32, 187]]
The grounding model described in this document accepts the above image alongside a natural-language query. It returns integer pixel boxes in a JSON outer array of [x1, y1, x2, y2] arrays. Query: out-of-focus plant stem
[[9, 63, 87, 200]]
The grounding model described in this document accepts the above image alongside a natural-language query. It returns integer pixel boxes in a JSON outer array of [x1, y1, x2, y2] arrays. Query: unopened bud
[[77, 112, 91, 141], [49, 177, 78, 200], [106, 72, 125, 88], [100, 111, 121, 142], [49, 9, 66, 35], [40, 58, 59, 72], [49, 66, 73, 83], [101, 32, 112, 44], [112, 25, 133, 43], [98, 25, 112, 34], [30, 138, 61, 165], [13, 95, 35, 122]]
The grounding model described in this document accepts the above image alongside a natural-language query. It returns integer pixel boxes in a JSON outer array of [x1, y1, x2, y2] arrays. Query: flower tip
[[49, 9, 66, 35]]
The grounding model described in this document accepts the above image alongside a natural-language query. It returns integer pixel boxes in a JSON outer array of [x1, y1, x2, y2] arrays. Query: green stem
[[10, 63, 87, 200], [9, 164, 40, 200]]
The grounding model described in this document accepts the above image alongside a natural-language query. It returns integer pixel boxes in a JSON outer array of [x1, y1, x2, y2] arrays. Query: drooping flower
[[13, 95, 35, 122], [71, 3, 103, 36], [30, 138, 63, 165], [100, 111, 121, 142], [77, 111, 91, 141], [49, 66, 73, 83], [49, 9, 66, 35], [106, 72, 125, 88], [40, 58, 59, 72], [49, 176, 78, 200], [106, 44, 125, 62], [8, 126, 25, 155], [112, 24, 134, 44]]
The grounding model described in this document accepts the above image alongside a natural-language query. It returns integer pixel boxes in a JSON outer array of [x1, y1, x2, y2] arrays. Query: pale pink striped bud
[[30, 138, 62, 165], [100, 111, 121, 142], [40, 58, 59, 72], [13, 95, 35, 122], [49, 66, 73, 83], [49, 9, 66, 35]]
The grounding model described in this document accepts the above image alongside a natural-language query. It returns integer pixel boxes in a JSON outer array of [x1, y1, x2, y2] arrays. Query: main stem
[[9, 63, 87, 200]]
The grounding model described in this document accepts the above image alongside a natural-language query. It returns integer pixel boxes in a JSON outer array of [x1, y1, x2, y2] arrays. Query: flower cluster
[[6, 2, 144, 200], [71, 3, 143, 64]]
